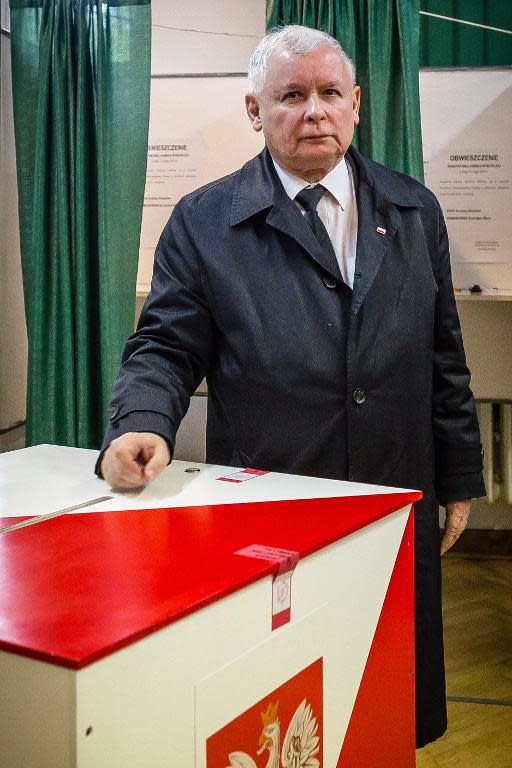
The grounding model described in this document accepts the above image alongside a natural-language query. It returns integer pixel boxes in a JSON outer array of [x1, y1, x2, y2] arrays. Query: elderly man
[[98, 26, 485, 746]]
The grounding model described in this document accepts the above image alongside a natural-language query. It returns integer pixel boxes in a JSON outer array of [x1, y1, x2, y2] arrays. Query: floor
[[416, 555, 512, 767]]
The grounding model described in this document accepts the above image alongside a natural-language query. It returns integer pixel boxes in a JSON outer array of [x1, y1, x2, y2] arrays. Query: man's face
[[246, 43, 360, 182]]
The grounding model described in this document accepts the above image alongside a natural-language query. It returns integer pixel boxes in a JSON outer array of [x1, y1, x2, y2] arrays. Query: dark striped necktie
[[295, 185, 337, 265]]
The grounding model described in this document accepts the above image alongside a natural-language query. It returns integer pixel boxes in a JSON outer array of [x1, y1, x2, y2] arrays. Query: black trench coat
[[102, 146, 485, 746]]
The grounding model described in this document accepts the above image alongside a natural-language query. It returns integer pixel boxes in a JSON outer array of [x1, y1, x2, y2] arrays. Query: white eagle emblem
[[226, 698, 320, 768]]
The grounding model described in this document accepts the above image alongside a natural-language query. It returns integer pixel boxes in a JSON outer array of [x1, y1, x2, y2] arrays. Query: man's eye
[[283, 91, 300, 100], [324, 88, 341, 96]]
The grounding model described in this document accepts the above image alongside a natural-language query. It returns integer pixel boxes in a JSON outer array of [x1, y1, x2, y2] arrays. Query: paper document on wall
[[140, 135, 205, 249], [420, 69, 512, 264], [139, 77, 264, 255]]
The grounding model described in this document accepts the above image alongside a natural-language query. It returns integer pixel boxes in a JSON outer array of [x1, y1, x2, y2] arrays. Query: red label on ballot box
[[235, 545, 299, 630], [217, 468, 269, 483], [235, 544, 298, 572]]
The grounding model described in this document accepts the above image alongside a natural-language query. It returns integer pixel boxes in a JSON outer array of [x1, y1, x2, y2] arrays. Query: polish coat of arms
[[226, 698, 320, 768], [206, 659, 323, 768]]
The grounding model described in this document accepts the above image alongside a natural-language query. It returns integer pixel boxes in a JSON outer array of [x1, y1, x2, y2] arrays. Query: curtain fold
[[9, 0, 151, 448], [420, 1, 512, 67], [266, 0, 424, 181]]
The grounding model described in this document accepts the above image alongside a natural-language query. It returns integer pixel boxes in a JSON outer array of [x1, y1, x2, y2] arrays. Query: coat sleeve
[[431, 203, 486, 504], [96, 199, 214, 472]]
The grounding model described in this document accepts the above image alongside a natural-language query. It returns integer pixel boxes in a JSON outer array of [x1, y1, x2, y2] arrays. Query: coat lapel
[[230, 148, 342, 281], [350, 180, 400, 318], [266, 199, 343, 281], [347, 146, 424, 318], [230, 146, 424, 293]]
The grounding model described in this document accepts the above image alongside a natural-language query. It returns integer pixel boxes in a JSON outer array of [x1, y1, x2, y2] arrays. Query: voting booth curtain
[[9, 0, 151, 448], [266, 0, 424, 181], [420, 1, 512, 67]]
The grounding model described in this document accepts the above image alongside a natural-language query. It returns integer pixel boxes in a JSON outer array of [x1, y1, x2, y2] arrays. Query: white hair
[[248, 25, 356, 95]]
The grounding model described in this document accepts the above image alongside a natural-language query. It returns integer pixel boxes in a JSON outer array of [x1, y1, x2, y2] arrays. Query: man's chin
[[292, 149, 344, 178]]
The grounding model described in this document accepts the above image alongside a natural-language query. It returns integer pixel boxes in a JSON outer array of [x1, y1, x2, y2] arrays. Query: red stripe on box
[[337, 510, 415, 766]]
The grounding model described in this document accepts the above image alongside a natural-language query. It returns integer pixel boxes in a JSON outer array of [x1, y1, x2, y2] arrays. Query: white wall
[[458, 300, 512, 401], [152, 0, 265, 75]]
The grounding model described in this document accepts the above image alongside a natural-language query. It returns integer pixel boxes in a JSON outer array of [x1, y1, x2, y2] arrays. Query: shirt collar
[[271, 155, 351, 210]]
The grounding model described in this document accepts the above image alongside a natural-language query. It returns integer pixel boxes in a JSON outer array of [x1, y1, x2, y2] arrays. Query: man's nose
[[304, 94, 325, 121]]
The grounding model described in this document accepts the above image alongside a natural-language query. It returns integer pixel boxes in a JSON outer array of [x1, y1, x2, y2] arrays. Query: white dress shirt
[[272, 156, 358, 288]]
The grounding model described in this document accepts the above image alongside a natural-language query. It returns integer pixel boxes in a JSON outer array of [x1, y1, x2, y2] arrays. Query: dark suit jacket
[[101, 146, 485, 745]]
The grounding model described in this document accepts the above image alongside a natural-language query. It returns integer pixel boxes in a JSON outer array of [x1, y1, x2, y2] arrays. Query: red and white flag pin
[[376, 226, 387, 235]]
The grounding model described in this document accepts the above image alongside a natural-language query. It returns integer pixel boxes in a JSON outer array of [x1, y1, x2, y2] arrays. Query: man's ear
[[352, 85, 361, 126], [245, 93, 262, 132]]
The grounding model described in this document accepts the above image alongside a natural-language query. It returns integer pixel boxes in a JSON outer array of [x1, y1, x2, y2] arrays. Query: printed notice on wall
[[140, 136, 205, 249], [138, 77, 264, 258], [420, 69, 512, 263]]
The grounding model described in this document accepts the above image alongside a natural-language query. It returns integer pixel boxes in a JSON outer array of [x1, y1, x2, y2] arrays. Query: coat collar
[[229, 146, 424, 295], [229, 145, 423, 227], [230, 148, 344, 280], [229, 147, 287, 226], [345, 144, 424, 210]]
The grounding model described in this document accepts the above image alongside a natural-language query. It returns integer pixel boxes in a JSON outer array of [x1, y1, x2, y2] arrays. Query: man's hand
[[440, 499, 471, 556], [101, 432, 170, 491]]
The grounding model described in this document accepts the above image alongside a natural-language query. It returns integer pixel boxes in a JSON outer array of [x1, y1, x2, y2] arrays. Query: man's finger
[[440, 527, 459, 556], [114, 467, 147, 488], [143, 440, 170, 481], [440, 499, 471, 555], [106, 449, 145, 483], [119, 456, 146, 479], [102, 459, 145, 490]]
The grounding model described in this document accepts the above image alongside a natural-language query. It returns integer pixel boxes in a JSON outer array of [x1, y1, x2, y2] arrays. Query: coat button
[[352, 388, 366, 405], [322, 274, 337, 288], [108, 404, 119, 420]]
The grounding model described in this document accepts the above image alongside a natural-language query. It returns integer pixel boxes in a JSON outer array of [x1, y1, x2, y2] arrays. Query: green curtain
[[266, 1, 424, 181], [420, 1, 512, 67], [9, 0, 151, 448]]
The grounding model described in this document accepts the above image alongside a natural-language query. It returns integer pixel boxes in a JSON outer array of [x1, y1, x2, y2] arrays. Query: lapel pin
[[376, 226, 387, 235]]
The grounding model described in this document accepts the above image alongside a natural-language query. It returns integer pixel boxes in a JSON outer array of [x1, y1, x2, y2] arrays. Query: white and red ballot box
[[0, 446, 420, 768]]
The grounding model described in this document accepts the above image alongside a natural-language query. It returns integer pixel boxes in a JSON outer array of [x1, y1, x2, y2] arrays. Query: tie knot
[[295, 185, 327, 213]]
